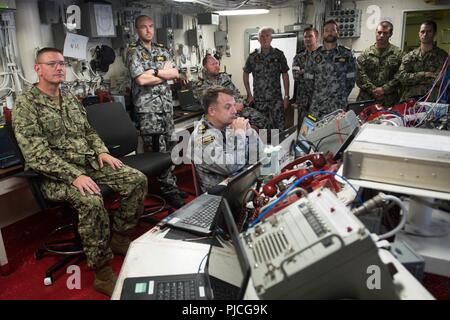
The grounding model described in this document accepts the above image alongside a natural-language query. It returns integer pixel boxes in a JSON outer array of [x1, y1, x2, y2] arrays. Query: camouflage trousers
[[136, 111, 179, 196], [41, 164, 147, 269], [254, 100, 285, 130], [239, 106, 271, 130]]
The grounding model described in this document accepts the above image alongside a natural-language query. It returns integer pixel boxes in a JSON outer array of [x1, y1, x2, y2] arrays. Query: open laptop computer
[[162, 162, 262, 236], [178, 89, 203, 112], [120, 199, 251, 300], [0, 125, 21, 169]]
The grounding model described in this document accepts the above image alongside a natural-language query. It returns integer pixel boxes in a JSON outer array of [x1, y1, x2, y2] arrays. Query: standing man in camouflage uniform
[[194, 54, 270, 130], [398, 20, 448, 101], [12, 48, 147, 296], [304, 20, 356, 118], [189, 86, 264, 192], [356, 21, 403, 107], [292, 27, 319, 123], [126, 15, 184, 208], [243, 27, 290, 130]]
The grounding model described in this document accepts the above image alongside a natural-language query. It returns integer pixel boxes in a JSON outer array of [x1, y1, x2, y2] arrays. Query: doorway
[[402, 9, 450, 53]]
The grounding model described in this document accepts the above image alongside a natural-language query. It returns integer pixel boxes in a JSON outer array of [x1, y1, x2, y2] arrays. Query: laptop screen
[[178, 89, 197, 107], [206, 199, 251, 300], [0, 125, 20, 166], [222, 161, 261, 229]]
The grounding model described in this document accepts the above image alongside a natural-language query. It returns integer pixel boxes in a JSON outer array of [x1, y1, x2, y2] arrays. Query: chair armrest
[[14, 169, 40, 179]]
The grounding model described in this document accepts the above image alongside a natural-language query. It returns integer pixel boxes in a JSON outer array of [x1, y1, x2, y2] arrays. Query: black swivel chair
[[5, 122, 114, 286], [84, 102, 174, 219]]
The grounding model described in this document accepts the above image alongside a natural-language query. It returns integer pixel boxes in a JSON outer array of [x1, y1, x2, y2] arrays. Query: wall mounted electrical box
[[325, 9, 362, 38], [38, 0, 59, 24], [80, 2, 116, 38], [197, 13, 219, 25]]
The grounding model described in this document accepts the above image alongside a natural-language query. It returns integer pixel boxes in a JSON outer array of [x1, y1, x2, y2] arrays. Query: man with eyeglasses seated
[[12, 47, 148, 297]]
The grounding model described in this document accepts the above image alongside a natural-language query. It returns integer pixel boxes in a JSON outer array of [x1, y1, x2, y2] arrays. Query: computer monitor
[[271, 125, 298, 169], [0, 125, 20, 168], [222, 162, 262, 230], [178, 89, 202, 111], [346, 100, 376, 114]]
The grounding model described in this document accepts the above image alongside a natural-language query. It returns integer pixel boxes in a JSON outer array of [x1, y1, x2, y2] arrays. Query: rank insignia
[[155, 55, 166, 62], [202, 135, 215, 145], [315, 55, 322, 64], [198, 123, 206, 134], [335, 56, 348, 63]]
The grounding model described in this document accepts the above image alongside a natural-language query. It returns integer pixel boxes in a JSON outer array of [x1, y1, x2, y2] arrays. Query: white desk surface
[[112, 223, 434, 300], [111, 226, 210, 300]]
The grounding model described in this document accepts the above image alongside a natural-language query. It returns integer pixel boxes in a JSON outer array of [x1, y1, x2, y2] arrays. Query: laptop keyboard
[[181, 198, 220, 228], [156, 280, 197, 300]]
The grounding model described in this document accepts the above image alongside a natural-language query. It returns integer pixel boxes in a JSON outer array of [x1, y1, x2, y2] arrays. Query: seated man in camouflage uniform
[[189, 86, 264, 193], [356, 21, 403, 107], [12, 48, 147, 297], [194, 54, 270, 130], [398, 20, 448, 101]]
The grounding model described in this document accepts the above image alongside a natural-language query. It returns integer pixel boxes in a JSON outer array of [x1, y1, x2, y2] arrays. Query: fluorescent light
[[214, 9, 270, 16]]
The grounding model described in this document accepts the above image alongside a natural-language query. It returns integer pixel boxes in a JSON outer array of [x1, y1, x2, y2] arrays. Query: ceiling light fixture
[[214, 9, 270, 16]]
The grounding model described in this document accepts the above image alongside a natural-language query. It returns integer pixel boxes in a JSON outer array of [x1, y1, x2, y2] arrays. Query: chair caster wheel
[[35, 250, 44, 260], [44, 276, 53, 286]]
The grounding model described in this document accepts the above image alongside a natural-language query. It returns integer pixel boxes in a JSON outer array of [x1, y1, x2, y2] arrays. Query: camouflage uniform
[[397, 46, 448, 101], [304, 44, 356, 118], [243, 47, 290, 130], [12, 86, 147, 269], [356, 43, 403, 106], [188, 116, 264, 193], [194, 73, 270, 130], [292, 49, 314, 109], [126, 39, 178, 196]]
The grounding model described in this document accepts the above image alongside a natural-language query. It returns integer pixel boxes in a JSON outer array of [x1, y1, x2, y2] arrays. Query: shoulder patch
[[198, 123, 206, 134], [315, 54, 322, 64]]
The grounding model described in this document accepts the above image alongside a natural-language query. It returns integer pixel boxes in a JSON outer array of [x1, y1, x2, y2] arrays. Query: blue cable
[[248, 170, 362, 228]]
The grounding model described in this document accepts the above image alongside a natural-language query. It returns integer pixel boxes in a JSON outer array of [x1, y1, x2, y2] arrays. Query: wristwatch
[[153, 69, 159, 77]]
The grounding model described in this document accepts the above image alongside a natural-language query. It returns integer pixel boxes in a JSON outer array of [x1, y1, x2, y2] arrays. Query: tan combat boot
[[110, 232, 131, 256], [93, 264, 117, 297]]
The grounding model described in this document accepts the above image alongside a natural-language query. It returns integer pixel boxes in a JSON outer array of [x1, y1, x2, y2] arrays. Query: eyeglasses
[[37, 61, 68, 68]]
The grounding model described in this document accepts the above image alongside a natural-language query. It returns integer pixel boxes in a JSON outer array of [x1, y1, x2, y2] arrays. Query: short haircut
[[323, 19, 339, 30], [135, 15, 152, 28], [258, 26, 275, 38], [202, 86, 235, 114], [304, 27, 319, 38], [35, 47, 63, 63], [378, 21, 394, 34], [421, 20, 437, 33], [202, 54, 213, 66]]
